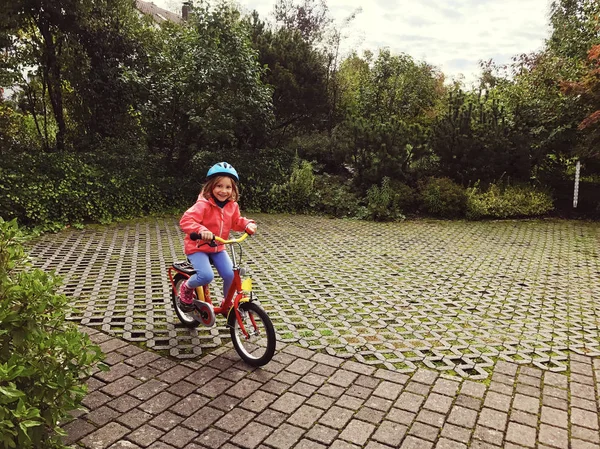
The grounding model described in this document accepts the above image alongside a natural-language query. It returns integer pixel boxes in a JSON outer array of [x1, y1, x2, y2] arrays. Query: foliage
[[561, 45, 600, 157], [0, 218, 104, 448], [549, 0, 600, 60], [334, 50, 443, 188], [139, 3, 273, 173], [466, 183, 554, 219], [2, 0, 600, 225], [267, 159, 316, 213], [418, 177, 467, 218], [273, 0, 332, 43], [0, 149, 183, 231], [0, 0, 151, 152], [365, 177, 410, 221], [312, 174, 363, 218], [430, 87, 533, 186], [246, 13, 329, 134], [63, 0, 154, 149]]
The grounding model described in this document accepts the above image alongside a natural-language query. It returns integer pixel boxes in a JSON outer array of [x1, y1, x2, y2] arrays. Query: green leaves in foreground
[[0, 218, 105, 449]]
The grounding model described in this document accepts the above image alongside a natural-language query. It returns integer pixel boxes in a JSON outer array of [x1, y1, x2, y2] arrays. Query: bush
[[267, 159, 316, 213], [366, 177, 406, 221], [466, 183, 554, 219], [418, 177, 467, 218], [0, 150, 179, 230], [313, 174, 363, 218], [0, 218, 104, 448]]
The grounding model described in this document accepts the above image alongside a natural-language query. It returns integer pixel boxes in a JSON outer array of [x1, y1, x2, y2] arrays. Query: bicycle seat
[[172, 261, 196, 275]]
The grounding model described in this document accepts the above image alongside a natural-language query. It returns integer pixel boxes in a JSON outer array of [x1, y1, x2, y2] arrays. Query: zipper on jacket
[[217, 207, 224, 253]]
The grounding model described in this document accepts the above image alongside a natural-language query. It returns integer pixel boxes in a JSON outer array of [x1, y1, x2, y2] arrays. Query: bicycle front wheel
[[228, 301, 276, 366]]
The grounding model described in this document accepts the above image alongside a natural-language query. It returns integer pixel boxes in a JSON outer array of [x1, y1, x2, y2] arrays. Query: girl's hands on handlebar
[[200, 231, 214, 241], [246, 223, 257, 235]]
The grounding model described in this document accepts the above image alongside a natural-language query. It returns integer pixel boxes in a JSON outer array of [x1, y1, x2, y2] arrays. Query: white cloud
[[152, 0, 553, 86]]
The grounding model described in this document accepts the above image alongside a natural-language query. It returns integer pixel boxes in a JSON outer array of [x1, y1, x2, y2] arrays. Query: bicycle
[[168, 232, 276, 366]]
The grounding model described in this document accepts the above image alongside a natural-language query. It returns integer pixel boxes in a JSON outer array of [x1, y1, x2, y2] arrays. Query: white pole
[[573, 160, 581, 208]]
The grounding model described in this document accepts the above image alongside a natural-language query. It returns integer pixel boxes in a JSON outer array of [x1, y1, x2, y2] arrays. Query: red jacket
[[180, 196, 254, 255]]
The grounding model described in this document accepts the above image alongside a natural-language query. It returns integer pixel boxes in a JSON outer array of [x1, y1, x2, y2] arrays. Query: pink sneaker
[[178, 282, 195, 312]]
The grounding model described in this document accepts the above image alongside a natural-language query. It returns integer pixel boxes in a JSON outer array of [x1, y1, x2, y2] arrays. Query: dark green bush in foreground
[[0, 218, 104, 449]]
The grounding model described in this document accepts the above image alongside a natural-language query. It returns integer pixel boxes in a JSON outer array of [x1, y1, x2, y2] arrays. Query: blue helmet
[[206, 162, 239, 182]]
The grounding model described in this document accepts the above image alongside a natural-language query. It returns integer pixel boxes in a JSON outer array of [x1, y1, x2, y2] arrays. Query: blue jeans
[[186, 250, 234, 297]]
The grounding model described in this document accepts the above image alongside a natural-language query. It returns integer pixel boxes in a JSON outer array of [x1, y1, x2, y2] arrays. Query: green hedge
[[0, 151, 188, 231], [0, 218, 105, 448]]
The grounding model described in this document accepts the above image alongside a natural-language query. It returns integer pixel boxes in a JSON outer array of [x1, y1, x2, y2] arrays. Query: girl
[[178, 162, 257, 311]]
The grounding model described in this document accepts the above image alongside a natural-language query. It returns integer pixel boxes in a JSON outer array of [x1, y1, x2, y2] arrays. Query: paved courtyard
[[27, 214, 600, 448], [65, 327, 600, 449], [30, 214, 600, 379]]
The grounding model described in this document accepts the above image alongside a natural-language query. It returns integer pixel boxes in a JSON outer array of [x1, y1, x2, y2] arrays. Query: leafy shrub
[[419, 177, 467, 218], [391, 180, 419, 214], [0, 218, 105, 448], [466, 183, 554, 219], [267, 159, 316, 213], [313, 174, 363, 218], [366, 177, 406, 221]]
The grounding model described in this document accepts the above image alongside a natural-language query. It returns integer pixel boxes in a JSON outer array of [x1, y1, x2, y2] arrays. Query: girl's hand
[[200, 231, 214, 241], [246, 223, 257, 235]]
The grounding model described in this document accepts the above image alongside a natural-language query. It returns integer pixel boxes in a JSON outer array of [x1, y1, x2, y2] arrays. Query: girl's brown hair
[[201, 176, 239, 202]]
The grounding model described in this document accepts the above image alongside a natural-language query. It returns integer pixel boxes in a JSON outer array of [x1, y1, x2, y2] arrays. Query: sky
[[155, 0, 554, 86]]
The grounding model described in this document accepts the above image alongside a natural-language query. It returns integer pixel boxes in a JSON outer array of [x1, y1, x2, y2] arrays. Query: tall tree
[[273, 0, 332, 43], [1, 0, 79, 150], [334, 49, 443, 186], [0, 0, 152, 152], [139, 2, 273, 170], [549, 0, 600, 60], [246, 11, 328, 137]]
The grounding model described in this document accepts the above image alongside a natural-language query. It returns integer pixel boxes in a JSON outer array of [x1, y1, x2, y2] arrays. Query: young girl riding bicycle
[[178, 162, 257, 312]]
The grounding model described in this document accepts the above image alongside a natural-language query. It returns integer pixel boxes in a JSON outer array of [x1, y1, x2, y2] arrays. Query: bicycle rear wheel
[[228, 301, 276, 366]]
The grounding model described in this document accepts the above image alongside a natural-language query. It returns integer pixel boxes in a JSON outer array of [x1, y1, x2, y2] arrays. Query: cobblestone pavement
[[29, 214, 600, 380], [65, 326, 600, 449]]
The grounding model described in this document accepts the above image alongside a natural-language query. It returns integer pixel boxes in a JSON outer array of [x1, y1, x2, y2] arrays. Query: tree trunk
[[38, 16, 66, 151]]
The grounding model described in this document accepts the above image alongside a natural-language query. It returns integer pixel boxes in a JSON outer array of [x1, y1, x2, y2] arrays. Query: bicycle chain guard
[[192, 300, 216, 327]]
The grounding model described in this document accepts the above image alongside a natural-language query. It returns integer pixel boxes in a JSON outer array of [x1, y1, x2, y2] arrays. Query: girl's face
[[212, 176, 234, 202]]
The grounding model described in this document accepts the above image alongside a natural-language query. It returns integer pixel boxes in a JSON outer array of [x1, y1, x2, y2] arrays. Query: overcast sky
[[156, 0, 553, 86]]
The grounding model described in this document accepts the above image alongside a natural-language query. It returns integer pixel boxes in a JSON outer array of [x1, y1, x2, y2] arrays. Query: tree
[[430, 87, 533, 186], [561, 44, 600, 158], [333, 49, 443, 187], [549, 0, 600, 60], [0, 0, 78, 150], [246, 11, 328, 137], [138, 2, 273, 170], [0, 0, 153, 152], [62, 0, 153, 149], [273, 0, 332, 43]]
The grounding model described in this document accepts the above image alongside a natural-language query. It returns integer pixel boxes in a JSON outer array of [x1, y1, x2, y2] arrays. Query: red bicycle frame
[[168, 233, 256, 337]]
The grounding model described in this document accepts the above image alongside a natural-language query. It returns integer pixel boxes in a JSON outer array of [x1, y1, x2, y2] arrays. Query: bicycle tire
[[171, 274, 200, 328], [228, 301, 276, 366]]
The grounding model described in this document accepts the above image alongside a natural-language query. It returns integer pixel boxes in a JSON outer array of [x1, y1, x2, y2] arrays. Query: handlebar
[[190, 232, 250, 245]]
